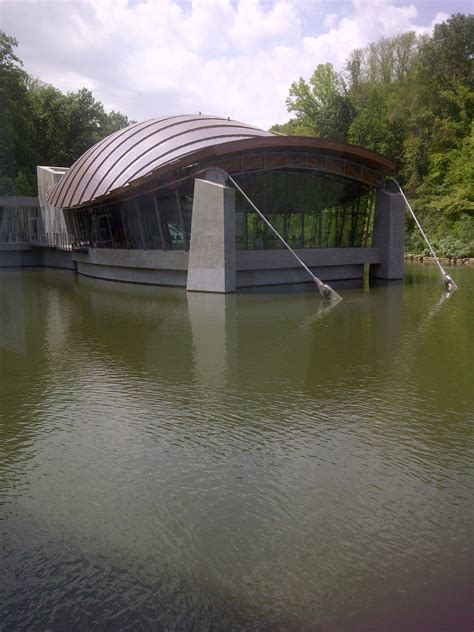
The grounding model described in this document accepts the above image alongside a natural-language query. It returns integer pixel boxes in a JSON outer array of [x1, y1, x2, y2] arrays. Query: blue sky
[[1, 0, 471, 128]]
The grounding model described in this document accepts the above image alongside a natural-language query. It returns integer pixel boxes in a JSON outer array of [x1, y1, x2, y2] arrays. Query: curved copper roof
[[47, 115, 272, 209], [47, 114, 397, 209]]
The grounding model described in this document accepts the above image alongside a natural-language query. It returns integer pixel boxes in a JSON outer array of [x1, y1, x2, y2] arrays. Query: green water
[[0, 264, 472, 631]]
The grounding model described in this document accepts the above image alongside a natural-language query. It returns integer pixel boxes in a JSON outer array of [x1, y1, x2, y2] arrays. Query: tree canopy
[[0, 30, 132, 196], [271, 14, 474, 257]]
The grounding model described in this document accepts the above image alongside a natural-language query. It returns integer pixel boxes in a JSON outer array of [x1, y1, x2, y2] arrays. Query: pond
[[0, 263, 472, 631]]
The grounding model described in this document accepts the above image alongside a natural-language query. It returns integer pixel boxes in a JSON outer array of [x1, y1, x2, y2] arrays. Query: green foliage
[[270, 118, 314, 136], [284, 63, 355, 141], [418, 13, 474, 93], [274, 14, 474, 256], [0, 175, 16, 196], [436, 236, 473, 259], [0, 31, 31, 183], [0, 30, 132, 196], [0, 30, 22, 69], [348, 82, 392, 152], [15, 171, 35, 196]]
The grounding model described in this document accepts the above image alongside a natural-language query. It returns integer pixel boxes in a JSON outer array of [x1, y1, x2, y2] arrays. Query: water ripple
[[0, 266, 473, 630]]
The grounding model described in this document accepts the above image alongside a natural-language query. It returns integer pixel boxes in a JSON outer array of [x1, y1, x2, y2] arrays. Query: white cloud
[[231, 0, 301, 50], [427, 11, 451, 33], [0, 0, 458, 129], [323, 13, 338, 29]]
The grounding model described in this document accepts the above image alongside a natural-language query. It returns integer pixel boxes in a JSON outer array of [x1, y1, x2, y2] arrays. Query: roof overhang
[[84, 137, 397, 208]]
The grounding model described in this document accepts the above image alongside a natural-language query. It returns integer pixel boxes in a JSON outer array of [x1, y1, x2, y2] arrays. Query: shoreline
[[404, 253, 474, 266]]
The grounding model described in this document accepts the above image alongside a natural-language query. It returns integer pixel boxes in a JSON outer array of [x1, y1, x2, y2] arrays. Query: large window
[[66, 187, 191, 251], [65, 170, 376, 252], [233, 171, 375, 250]]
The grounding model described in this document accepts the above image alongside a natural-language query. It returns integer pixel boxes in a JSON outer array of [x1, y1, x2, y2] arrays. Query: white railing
[[29, 233, 73, 251]]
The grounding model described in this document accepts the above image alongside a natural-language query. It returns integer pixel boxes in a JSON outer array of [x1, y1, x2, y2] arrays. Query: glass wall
[[0, 205, 39, 242], [65, 170, 375, 252], [234, 171, 375, 250], [66, 187, 191, 251]]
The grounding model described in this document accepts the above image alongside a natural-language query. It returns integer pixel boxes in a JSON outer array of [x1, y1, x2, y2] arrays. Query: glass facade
[[0, 205, 39, 242], [234, 171, 375, 250], [66, 188, 192, 251], [65, 171, 374, 252]]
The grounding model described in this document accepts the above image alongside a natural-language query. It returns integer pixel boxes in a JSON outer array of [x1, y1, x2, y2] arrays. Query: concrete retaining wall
[[1, 242, 381, 289], [0, 243, 41, 267], [41, 249, 76, 270], [236, 247, 380, 287], [73, 248, 188, 286], [237, 264, 365, 287], [0, 243, 74, 270]]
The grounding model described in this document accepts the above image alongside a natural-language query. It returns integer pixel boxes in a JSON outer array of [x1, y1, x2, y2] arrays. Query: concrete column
[[186, 178, 236, 293], [370, 186, 405, 280]]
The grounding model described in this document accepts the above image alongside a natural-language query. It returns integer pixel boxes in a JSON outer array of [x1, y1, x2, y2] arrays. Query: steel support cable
[[391, 179, 457, 292], [219, 170, 342, 301]]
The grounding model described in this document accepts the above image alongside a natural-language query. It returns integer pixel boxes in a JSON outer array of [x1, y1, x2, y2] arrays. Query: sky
[[0, 0, 472, 129]]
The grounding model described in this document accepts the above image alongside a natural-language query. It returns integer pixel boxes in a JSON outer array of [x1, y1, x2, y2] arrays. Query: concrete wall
[[73, 248, 188, 286], [66, 244, 380, 289], [37, 166, 69, 237], [41, 249, 76, 270], [370, 186, 405, 280], [187, 178, 236, 292], [236, 247, 380, 287], [0, 243, 74, 269], [0, 243, 41, 267]]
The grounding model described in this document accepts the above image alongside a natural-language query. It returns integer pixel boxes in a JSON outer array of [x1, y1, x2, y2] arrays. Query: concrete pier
[[370, 186, 405, 280], [186, 178, 236, 293]]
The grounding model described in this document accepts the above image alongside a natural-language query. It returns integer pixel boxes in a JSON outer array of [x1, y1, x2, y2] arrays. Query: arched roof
[[47, 115, 272, 209], [47, 114, 397, 209]]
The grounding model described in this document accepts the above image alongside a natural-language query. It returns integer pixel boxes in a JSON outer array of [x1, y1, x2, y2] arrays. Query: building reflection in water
[[0, 271, 26, 355]]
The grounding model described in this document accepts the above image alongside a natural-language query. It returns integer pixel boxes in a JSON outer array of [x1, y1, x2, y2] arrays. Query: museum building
[[45, 114, 403, 292]]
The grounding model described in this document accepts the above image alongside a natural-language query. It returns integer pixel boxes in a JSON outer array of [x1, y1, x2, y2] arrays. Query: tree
[[102, 110, 132, 137], [274, 14, 474, 255], [62, 88, 122, 164], [0, 31, 32, 193], [27, 80, 69, 167], [0, 30, 132, 195], [270, 118, 315, 137], [419, 14, 474, 90], [285, 63, 354, 141], [27, 83, 133, 168]]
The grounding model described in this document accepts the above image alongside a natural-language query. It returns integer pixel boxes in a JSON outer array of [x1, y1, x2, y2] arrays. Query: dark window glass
[[234, 171, 374, 250], [160, 194, 186, 250]]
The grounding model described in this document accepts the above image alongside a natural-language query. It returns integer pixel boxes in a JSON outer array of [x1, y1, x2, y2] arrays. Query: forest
[[272, 14, 473, 257], [1, 13, 472, 256], [0, 30, 132, 198]]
